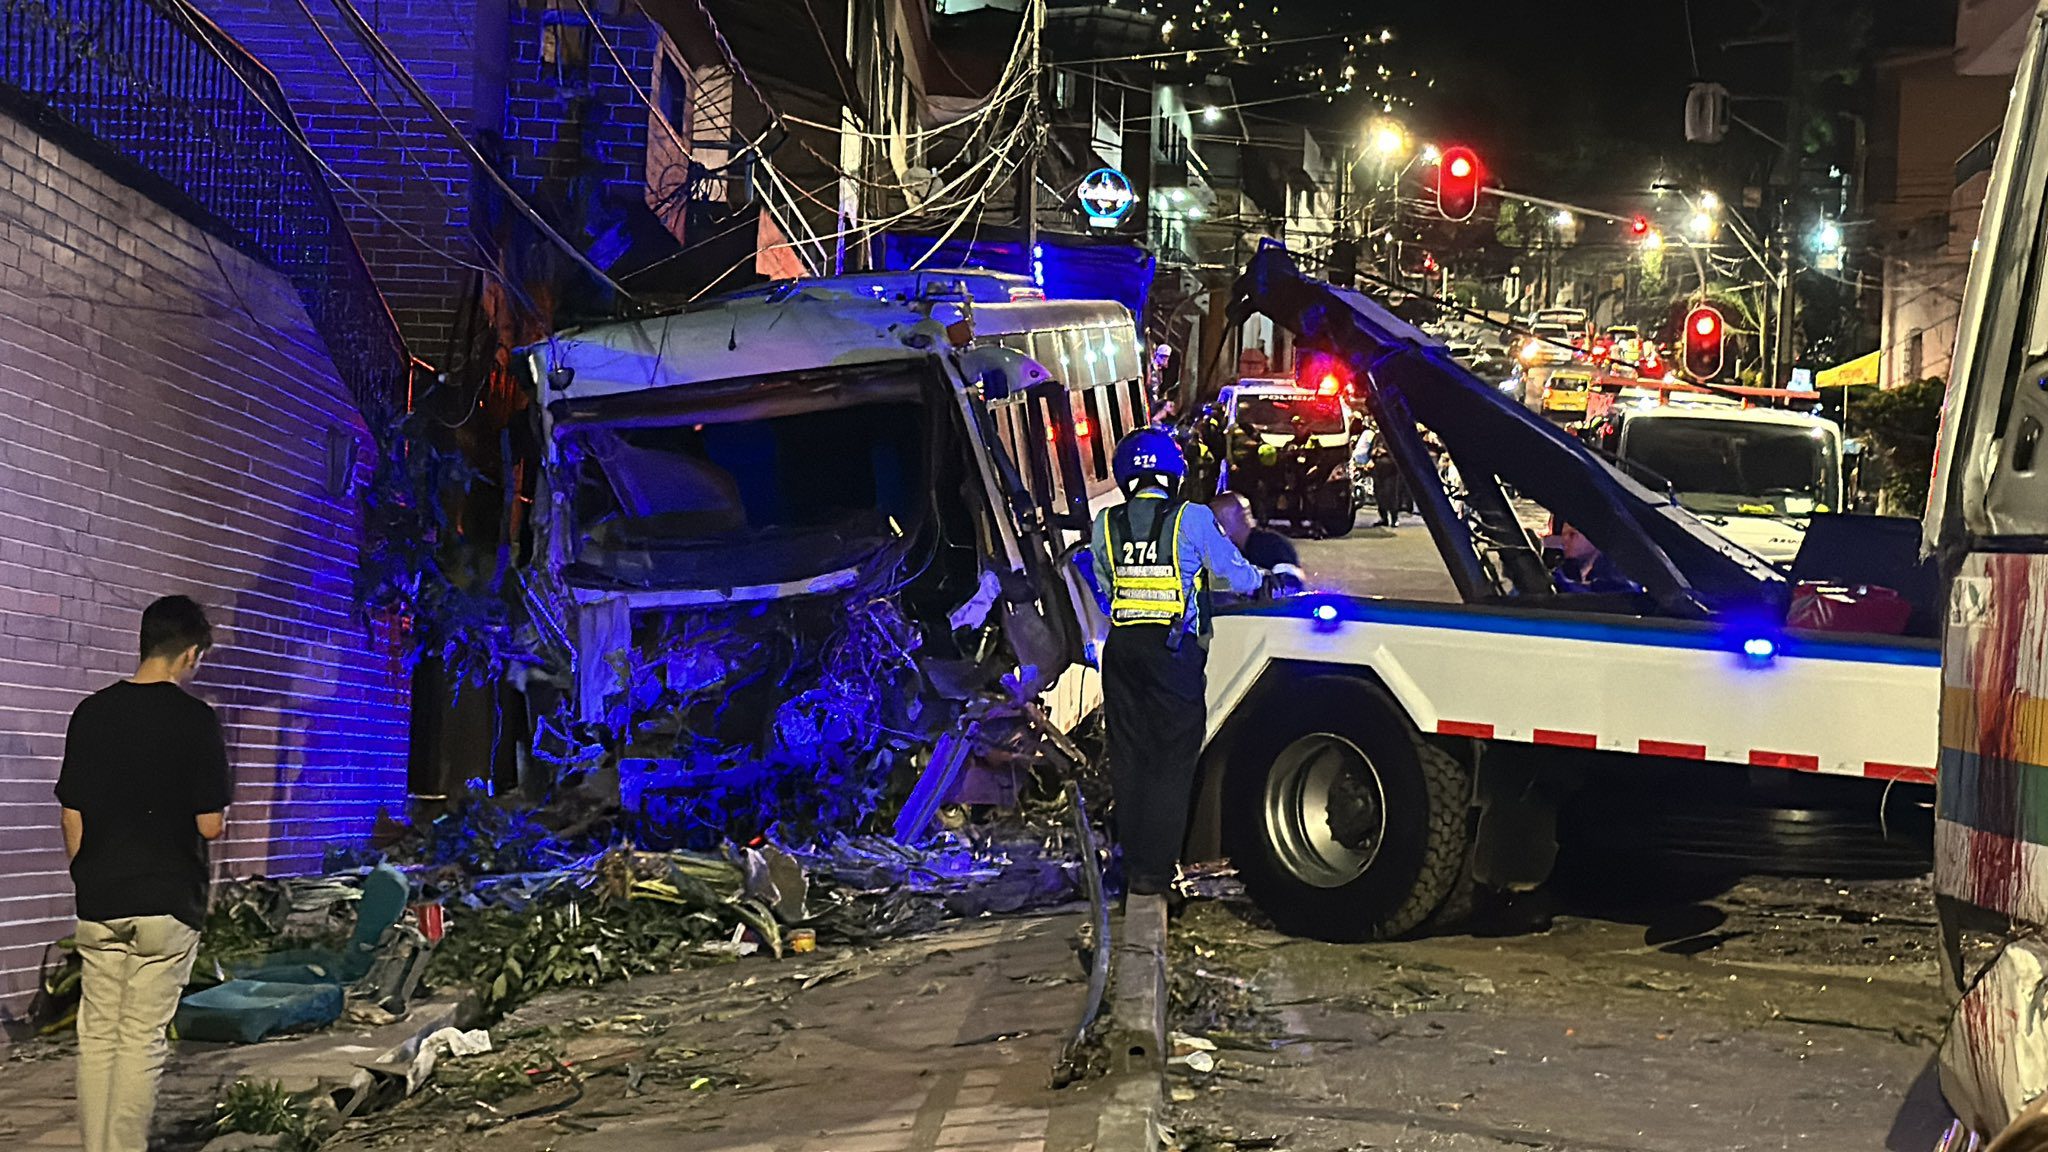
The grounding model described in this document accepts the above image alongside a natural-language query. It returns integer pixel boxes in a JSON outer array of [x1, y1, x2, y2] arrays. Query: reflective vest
[[1107, 499, 1191, 627]]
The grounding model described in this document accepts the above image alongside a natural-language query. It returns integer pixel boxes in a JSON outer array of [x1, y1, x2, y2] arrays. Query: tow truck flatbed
[[1183, 247, 1940, 942]]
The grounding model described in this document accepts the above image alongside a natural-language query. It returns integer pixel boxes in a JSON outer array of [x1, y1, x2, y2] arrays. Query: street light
[[1643, 229, 1665, 250], [1421, 143, 1440, 164], [1202, 105, 1223, 125], [1699, 190, 1721, 213], [1812, 219, 1842, 251], [1553, 210, 1575, 229], [1689, 211, 1717, 238], [1371, 122, 1407, 158]]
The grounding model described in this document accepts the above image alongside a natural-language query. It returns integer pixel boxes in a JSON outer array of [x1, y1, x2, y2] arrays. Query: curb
[[1092, 1070, 1166, 1150]]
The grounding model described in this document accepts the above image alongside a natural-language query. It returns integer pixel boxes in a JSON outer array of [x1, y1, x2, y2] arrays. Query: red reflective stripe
[[1864, 761, 1935, 782], [1437, 720, 1494, 739], [1749, 750, 1821, 771], [1533, 728, 1598, 749], [1638, 739, 1707, 759]]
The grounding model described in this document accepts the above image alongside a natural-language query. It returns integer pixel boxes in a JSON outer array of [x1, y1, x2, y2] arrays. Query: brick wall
[[504, 4, 670, 257], [204, 0, 492, 357], [0, 109, 411, 1013]]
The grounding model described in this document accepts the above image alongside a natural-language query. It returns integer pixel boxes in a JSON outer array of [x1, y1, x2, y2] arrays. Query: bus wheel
[[1224, 676, 1469, 940]]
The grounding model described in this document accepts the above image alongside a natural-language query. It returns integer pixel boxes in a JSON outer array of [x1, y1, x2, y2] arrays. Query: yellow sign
[[1816, 350, 1879, 387]]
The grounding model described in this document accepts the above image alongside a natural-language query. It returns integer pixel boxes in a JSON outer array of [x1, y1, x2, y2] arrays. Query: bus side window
[[1103, 378, 1129, 443], [1126, 380, 1149, 427], [997, 401, 1032, 494], [1082, 388, 1111, 480], [1020, 397, 1059, 515]]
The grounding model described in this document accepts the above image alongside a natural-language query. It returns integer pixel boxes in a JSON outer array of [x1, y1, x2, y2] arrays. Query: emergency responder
[[1087, 427, 1263, 1065]]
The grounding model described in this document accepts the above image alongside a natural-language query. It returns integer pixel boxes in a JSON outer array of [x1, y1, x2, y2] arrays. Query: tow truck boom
[[1228, 244, 1782, 617]]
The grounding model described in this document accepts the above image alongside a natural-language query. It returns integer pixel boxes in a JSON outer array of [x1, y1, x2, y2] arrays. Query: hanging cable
[[286, 0, 547, 323], [324, 0, 633, 302]]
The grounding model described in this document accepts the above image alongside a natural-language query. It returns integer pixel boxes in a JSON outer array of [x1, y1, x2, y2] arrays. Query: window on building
[[658, 54, 690, 144], [1907, 329, 1925, 383], [540, 13, 590, 86]]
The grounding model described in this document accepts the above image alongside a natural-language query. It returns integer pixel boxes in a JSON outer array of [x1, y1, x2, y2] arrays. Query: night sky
[[1153, 0, 1965, 209]]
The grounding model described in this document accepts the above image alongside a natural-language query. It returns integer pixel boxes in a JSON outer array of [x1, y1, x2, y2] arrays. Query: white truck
[[1179, 247, 1940, 941], [1583, 398, 1846, 567]]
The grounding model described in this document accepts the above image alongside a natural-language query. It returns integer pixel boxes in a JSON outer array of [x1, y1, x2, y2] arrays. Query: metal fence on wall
[[0, 0, 411, 424]]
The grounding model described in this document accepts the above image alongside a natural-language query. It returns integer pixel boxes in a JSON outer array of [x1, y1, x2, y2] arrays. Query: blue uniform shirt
[[1085, 489, 1264, 635]]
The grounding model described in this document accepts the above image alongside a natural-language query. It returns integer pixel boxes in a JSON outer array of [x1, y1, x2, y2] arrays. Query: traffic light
[[1436, 146, 1480, 221], [1630, 214, 1650, 237], [1682, 305, 1725, 381]]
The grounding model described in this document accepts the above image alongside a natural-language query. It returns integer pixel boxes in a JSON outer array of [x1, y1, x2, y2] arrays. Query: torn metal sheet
[[1941, 934, 2048, 1137]]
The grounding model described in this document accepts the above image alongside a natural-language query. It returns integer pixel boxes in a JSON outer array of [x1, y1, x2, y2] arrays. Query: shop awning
[[1817, 350, 1880, 387]]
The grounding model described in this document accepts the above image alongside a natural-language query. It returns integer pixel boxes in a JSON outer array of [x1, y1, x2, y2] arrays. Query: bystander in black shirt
[[55, 681, 233, 930]]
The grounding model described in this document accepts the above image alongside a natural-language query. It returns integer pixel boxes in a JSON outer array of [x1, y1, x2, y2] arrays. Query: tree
[[1854, 376, 1944, 515]]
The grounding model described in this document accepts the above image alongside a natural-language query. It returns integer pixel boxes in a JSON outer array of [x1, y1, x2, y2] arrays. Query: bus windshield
[[1621, 417, 1840, 517]]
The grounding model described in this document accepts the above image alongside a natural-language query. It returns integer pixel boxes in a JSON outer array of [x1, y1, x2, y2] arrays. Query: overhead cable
[[324, 0, 633, 302]]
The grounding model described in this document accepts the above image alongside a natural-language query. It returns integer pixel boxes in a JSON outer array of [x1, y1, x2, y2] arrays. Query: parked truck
[[1179, 246, 1940, 941], [1580, 396, 1845, 567]]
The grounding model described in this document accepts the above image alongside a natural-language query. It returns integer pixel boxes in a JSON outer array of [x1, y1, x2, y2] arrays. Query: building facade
[[0, 2, 412, 1012]]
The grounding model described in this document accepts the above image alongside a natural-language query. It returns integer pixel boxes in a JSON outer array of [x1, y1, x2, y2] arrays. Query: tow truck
[[1182, 246, 1939, 941]]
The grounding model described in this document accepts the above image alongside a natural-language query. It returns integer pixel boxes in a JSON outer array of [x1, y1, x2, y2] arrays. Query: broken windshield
[[1621, 417, 1839, 518], [569, 396, 928, 589]]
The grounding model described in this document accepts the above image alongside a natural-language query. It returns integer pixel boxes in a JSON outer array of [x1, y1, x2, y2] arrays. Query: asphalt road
[[1168, 875, 1951, 1151], [1292, 519, 1461, 603]]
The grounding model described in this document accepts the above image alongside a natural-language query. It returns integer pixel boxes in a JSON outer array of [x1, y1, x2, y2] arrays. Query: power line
[[325, 0, 633, 302], [1055, 30, 1358, 69]]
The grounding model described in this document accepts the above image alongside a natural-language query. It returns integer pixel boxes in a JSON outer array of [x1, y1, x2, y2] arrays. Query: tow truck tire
[[1223, 676, 1469, 941]]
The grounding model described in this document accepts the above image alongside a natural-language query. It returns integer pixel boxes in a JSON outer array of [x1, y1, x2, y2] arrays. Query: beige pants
[[74, 916, 200, 1152]]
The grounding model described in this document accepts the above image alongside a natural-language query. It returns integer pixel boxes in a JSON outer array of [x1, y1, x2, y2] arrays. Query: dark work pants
[[1102, 624, 1209, 896]]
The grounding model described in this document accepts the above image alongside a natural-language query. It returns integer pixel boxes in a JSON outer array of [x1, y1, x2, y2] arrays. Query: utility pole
[[1769, 0, 1804, 387], [1021, 0, 1043, 253]]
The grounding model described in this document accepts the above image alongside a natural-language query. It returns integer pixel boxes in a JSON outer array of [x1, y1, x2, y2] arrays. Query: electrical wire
[[324, 0, 633, 302], [159, 0, 506, 313], [798, 0, 863, 114], [1055, 29, 1357, 68], [683, 104, 1037, 300], [674, 23, 1042, 304], [286, 0, 547, 325]]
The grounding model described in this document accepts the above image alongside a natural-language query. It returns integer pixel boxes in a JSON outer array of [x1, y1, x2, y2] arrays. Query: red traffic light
[[1630, 214, 1650, 236], [1436, 146, 1481, 222], [1682, 305, 1725, 381]]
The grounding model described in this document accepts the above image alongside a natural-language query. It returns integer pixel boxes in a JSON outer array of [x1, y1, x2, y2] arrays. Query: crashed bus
[[518, 272, 1137, 833], [1923, 2, 2048, 1139]]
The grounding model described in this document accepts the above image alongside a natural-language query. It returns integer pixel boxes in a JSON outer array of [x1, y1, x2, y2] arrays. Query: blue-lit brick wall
[[504, 5, 659, 245], [203, 0, 494, 357], [0, 110, 411, 1011]]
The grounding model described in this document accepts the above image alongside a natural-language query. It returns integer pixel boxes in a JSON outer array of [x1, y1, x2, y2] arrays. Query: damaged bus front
[[519, 281, 1139, 837]]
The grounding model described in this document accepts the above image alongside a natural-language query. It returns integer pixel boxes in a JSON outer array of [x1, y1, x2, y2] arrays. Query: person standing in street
[[1369, 435, 1405, 527], [57, 595, 233, 1152], [1086, 429, 1263, 1064]]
